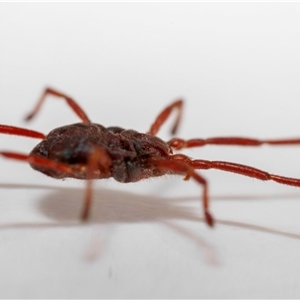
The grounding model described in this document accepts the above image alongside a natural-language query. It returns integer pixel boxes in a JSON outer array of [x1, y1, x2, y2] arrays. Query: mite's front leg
[[25, 87, 91, 124], [81, 147, 112, 220], [168, 136, 300, 150]]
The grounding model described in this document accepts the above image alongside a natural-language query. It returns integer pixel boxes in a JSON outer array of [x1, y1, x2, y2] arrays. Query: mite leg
[[0, 149, 112, 221], [148, 99, 183, 136], [168, 136, 300, 150], [0, 151, 74, 174], [25, 87, 91, 124], [0, 150, 103, 221], [166, 153, 300, 227], [172, 154, 300, 188], [153, 158, 214, 227], [81, 147, 112, 220], [0, 151, 85, 218], [0, 125, 45, 139]]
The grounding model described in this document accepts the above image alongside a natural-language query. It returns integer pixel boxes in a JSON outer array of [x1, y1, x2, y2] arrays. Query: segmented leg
[[168, 136, 300, 150], [148, 99, 183, 136], [25, 87, 91, 124], [172, 153, 300, 190], [155, 154, 300, 227], [0, 151, 73, 174], [0, 148, 111, 221], [152, 158, 214, 227], [81, 147, 112, 220], [0, 125, 45, 139]]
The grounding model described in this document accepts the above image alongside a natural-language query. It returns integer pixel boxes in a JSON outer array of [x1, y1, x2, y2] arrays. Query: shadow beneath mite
[[1, 183, 300, 242], [9, 186, 223, 264], [0, 184, 300, 265], [37, 187, 300, 241], [38, 187, 200, 224]]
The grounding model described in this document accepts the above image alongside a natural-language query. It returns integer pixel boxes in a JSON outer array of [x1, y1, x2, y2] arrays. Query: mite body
[[2, 87, 300, 227], [31, 122, 172, 182]]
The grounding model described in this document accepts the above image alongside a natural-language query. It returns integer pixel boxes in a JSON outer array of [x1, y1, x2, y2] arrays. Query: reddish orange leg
[[184, 157, 300, 187], [0, 151, 73, 175], [157, 153, 300, 227], [168, 136, 300, 150], [0, 148, 112, 222], [148, 99, 183, 136], [0, 150, 96, 221], [25, 87, 91, 124], [171, 153, 300, 218], [152, 158, 214, 227], [82, 147, 112, 220], [0, 125, 45, 139]]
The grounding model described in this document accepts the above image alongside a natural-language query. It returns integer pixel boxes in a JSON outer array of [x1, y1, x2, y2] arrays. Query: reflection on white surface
[[0, 183, 299, 298]]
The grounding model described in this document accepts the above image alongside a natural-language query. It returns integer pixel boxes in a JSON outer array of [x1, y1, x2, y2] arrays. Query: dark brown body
[[30, 123, 173, 182]]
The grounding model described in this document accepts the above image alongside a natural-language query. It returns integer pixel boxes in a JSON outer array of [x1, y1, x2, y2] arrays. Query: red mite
[[2, 87, 300, 226]]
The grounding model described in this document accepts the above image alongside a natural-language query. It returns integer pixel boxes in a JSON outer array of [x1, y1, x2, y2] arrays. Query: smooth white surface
[[1, 2, 300, 298]]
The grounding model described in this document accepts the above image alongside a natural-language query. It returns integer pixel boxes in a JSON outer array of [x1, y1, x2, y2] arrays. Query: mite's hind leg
[[148, 99, 183, 136], [152, 158, 214, 227], [168, 136, 300, 150], [173, 153, 300, 195], [25, 87, 91, 124], [81, 147, 112, 220]]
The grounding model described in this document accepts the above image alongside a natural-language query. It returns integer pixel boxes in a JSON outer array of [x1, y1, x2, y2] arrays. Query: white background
[[1, 2, 300, 298]]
